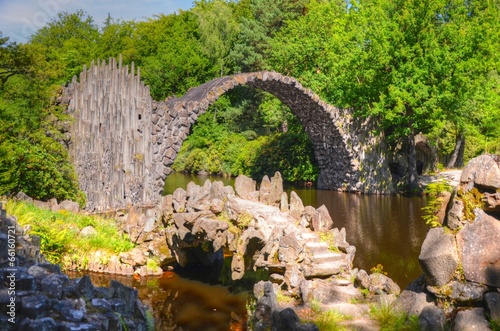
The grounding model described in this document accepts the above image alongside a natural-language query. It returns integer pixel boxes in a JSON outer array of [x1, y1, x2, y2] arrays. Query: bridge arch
[[65, 59, 393, 211], [154, 72, 360, 193]]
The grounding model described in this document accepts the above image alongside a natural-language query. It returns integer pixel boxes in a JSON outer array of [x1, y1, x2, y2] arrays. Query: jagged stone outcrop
[[0, 203, 153, 329], [156, 171, 402, 328], [395, 154, 500, 329], [62, 58, 397, 211]]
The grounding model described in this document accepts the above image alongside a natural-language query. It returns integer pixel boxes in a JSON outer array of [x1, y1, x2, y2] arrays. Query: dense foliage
[[1, 0, 500, 200]]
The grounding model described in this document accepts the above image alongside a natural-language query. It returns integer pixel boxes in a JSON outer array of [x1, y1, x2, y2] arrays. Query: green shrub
[[422, 180, 452, 227]]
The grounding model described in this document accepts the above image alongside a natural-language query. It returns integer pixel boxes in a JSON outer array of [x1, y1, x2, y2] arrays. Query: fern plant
[[422, 180, 452, 228]]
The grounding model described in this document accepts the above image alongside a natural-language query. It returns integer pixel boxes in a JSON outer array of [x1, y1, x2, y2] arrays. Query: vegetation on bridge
[[1, 0, 500, 200]]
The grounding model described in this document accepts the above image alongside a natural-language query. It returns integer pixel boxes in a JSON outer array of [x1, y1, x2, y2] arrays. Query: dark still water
[[164, 172, 429, 289], [76, 271, 248, 331]]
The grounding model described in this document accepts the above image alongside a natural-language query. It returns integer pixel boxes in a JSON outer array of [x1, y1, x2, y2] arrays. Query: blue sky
[[0, 0, 194, 43]]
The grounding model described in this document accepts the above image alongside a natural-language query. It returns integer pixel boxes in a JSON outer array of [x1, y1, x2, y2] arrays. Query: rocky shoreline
[[0, 203, 154, 330]]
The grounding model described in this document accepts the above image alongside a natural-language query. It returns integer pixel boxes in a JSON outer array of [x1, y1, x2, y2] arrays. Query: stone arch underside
[[65, 59, 393, 211]]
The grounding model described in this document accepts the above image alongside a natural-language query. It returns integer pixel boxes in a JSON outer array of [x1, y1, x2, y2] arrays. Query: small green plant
[[276, 289, 295, 304], [490, 319, 500, 331], [319, 231, 339, 252], [309, 299, 322, 314], [457, 187, 484, 221], [370, 264, 388, 276], [422, 180, 452, 227], [6, 200, 135, 266], [302, 303, 351, 331], [236, 211, 254, 229], [145, 309, 155, 331]]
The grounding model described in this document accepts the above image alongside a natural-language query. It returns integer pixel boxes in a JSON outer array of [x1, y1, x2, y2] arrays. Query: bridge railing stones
[[63, 57, 394, 211]]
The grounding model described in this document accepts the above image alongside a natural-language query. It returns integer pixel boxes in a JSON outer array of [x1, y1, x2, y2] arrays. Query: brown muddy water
[[79, 172, 429, 330]]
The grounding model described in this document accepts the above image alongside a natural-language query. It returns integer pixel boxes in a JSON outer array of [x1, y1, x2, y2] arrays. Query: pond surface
[[165, 172, 429, 289]]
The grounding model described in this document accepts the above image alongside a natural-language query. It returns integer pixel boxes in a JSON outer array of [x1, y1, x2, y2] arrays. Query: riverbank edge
[[0, 202, 155, 330]]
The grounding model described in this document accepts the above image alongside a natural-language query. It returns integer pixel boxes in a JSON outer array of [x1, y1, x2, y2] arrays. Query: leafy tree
[[29, 10, 100, 80], [0, 37, 85, 205], [269, 0, 500, 192], [229, 0, 309, 72], [193, 0, 240, 76], [132, 11, 212, 99], [97, 16, 138, 63]]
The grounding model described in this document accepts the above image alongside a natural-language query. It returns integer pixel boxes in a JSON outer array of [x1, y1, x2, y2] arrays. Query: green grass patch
[[6, 200, 134, 265], [301, 302, 352, 331], [369, 302, 420, 331]]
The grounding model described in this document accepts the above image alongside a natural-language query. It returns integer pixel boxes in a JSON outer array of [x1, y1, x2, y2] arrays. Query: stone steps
[[311, 252, 346, 264], [303, 261, 343, 278], [305, 241, 331, 255]]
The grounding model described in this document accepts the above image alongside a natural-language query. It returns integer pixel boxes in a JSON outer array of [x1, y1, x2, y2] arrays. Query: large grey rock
[[460, 154, 500, 190], [119, 247, 147, 267], [457, 210, 500, 287], [419, 227, 458, 286], [271, 308, 319, 331], [79, 225, 98, 237], [269, 172, 284, 207], [393, 275, 435, 317], [311, 205, 333, 232], [40, 274, 65, 299], [485, 292, 500, 321], [172, 187, 187, 212], [368, 272, 400, 295], [58, 200, 80, 213], [289, 191, 305, 221], [445, 198, 465, 230], [355, 269, 370, 289], [259, 175, 272, 205], [235, 174, 258, 201], [419, 305, 445, 331], [453, 308, 490, 331]]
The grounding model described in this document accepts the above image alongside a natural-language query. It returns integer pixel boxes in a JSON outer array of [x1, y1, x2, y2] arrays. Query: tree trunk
[[407, 129, 420, 193], [446, 133, 465, 168]]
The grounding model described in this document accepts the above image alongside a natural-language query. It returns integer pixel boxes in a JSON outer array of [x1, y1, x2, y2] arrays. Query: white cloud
[[0, 0, 193, 43]]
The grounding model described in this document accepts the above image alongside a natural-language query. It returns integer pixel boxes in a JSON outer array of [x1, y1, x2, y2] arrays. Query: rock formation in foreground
[[395, 154, 500, 330], [0, 202, 153, 330]]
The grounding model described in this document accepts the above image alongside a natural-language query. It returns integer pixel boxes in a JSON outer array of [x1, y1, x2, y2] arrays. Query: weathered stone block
[[234, 175, 257, 201], [311, 205, 333, 232], [453, 308, 490, 331], [485, 292, 500, 321], [289, 191, 305, 221], [457, 210, 500, 287], [418, 227, 458, 286], [460, 154, 500, 190], [419, 305, 445, 331]]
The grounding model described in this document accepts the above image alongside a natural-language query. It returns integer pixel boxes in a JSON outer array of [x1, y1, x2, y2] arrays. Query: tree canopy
[[1, 0, 499, 201]]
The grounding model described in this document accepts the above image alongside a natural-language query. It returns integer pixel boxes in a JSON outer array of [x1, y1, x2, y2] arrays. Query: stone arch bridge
[[63, 58, 392, 211]]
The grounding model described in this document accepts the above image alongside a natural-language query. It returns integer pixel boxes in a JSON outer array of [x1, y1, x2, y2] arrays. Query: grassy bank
[[5, 200, 134, 266]]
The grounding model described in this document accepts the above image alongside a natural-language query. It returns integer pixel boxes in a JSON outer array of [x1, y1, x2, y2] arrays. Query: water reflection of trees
[[313, 191, 428, 288]]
